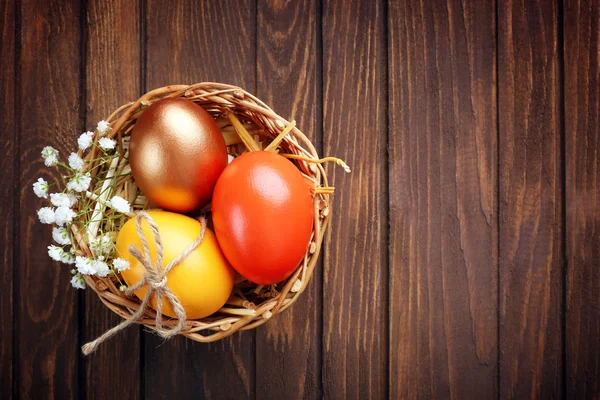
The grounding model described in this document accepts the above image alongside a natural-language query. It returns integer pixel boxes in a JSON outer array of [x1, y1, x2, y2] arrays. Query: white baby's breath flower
[[41, 146, 59, 167], [93, 260, 111, 277], [98, 137, 116, 151], [110, 196, 130, 214], [76, 256, 96, 275], [54, 206, 76, 226], [32, 178, 49, 198], [89, 234, 114, 256], [47, 244, 74, 265], [89, 237, 102, 254], [50, 193, 78, 208], [67, 173, 91, 192], [37, 207, 55, 224], [113, 258, 130, 272], [100, 234, 113, 252], [68, 152, 84, 171], [97, 120, 110, 135], [71, 274, 86, 289], [78, 131, 94, 150], [48, 245, 63, 262], [60, 251, 75, 265], [52, 227, 71, 245]]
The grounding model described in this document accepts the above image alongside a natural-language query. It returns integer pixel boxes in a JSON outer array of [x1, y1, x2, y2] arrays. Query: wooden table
[[1, 0, 599, 399]]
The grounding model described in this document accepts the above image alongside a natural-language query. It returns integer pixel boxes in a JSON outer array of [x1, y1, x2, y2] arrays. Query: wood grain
[[565, 0, 600, 398], [388, 0, 498, 398], [144, 1, 256, 399], [83, 0, 142, 398], [0, 0, 15, 397], [321, 1, 388, 398], [17, 0, 83, 398], [498, 0, 564, 398], [255, 0, 322, 398], [8, 1, 600, 398]]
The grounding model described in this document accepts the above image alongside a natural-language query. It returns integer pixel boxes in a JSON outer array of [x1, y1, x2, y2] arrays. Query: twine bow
[[81, 211, 207, 355]]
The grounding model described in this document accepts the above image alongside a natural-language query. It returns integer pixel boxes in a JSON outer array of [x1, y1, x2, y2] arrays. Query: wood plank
[[18, 0, 83, 397], [498, 0, 563, 398], [83, 0, 142, 398], [388, 0, 498, 398], [565, 0, 600, 397], [0, 0, 15, 397], [321, 1, 387, 398], [144, 2, 256, 399], [255, 1, 321, 398]]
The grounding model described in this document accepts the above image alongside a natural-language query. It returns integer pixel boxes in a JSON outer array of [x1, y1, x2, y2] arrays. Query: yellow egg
[[116, 210, 234, 319]]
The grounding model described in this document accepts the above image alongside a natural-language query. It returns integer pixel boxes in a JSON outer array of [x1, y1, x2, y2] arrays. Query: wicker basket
[[76, 83, 331, 347]]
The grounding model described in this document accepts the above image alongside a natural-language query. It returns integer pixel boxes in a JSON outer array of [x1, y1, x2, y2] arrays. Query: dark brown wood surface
[[17, 0, 83, 398], [499, 1, 564, 398], [565, 0, 600, 398], [2, 0, 600, 399], [255, 1, 322, 399], [322, 0, 388, 398], [0, 0, 15, 398], [389, 0, 498, 398], [83, 1, 142, 398]]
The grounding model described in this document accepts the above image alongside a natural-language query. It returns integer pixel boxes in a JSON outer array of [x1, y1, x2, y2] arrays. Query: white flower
[[89, 237, 102, 254], [48, 244, 75, 264], [37, 207, 55, 224], [97, 120, 110, 135], [100, 234, 113, 250], [89, 234, 114, 256], [54, 206, 76, 226], [76, 256, 96, 275], [41, 146, 59, 167], [98, 137, 116, 150], [71, 274, 86, 289], [67, 173, 91, 192], [60, 251, 75, 265], [109, 196, 130, 214], [32, 178, 49, 198], [68, 152, 84, 171], [78, 131, 94, 150], [52, 227, 71, 245], [50, 193, 78, 208], [48, 245, 63, 261], [113, 258, 130, 272], [93, 260, 111, 277]]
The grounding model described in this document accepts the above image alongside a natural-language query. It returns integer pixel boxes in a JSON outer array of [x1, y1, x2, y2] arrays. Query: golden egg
[[129, 98, 227, 212]]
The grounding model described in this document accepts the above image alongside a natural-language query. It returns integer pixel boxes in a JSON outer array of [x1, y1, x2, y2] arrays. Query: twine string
[[81, 211, 207, 355]]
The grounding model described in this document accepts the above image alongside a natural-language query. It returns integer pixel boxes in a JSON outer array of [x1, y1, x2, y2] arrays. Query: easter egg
[[212, 151, 314, 285], [129, 98, 227, 212], [116, 210, 234, 319]]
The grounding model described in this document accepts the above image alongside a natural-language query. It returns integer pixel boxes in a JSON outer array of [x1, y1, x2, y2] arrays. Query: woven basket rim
[[75, 82, 331, 342]]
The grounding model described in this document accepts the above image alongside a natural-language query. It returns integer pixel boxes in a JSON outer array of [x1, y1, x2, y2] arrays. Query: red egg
[[212, 151, 314, 285], [129, 98, 227, 212]]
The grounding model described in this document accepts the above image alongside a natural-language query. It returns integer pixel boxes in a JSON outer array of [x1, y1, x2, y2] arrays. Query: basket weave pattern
[[76, 83, 330, 342]]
